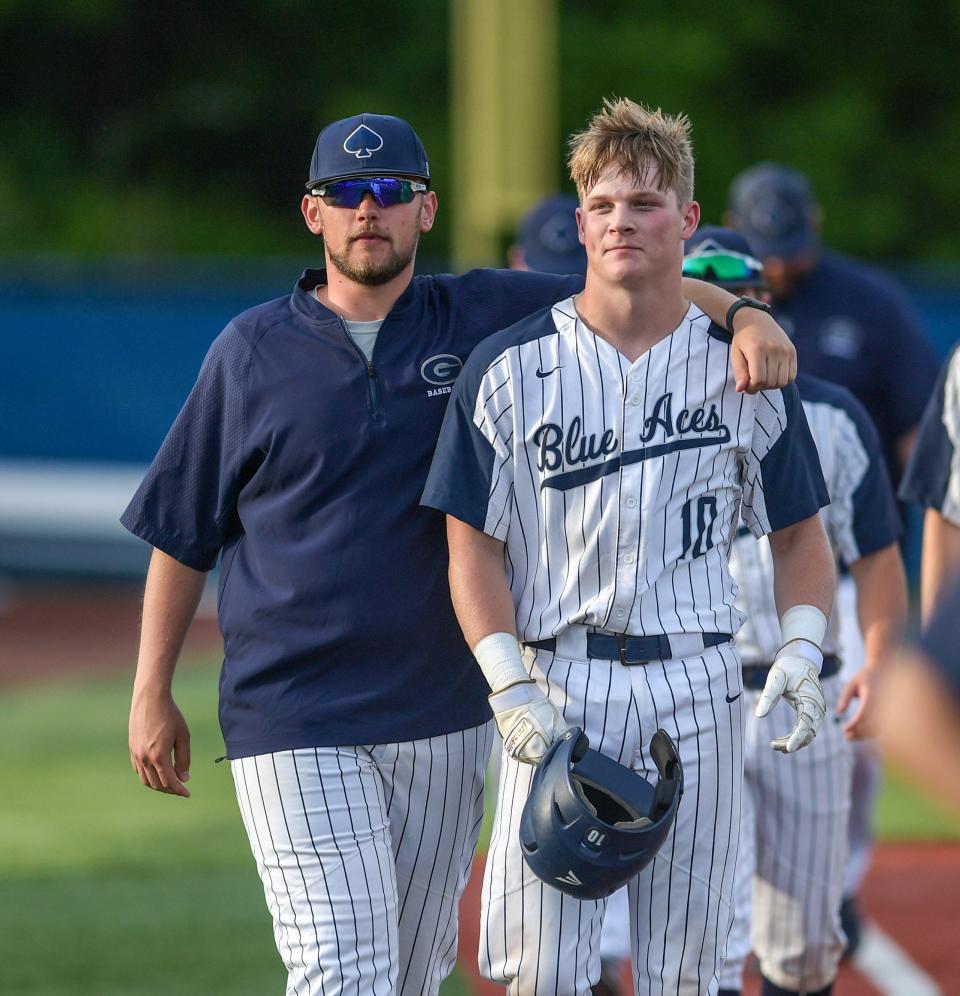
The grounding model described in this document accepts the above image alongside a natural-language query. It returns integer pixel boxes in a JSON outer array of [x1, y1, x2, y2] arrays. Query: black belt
[[524, 631, 732, 666], [742, 653, 841, 691]]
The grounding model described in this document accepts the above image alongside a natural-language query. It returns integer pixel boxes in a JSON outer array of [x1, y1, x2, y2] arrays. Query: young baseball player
[[676, 229, 907, 996], [122, 111, 797, 996], [422, 99, 836, 996]]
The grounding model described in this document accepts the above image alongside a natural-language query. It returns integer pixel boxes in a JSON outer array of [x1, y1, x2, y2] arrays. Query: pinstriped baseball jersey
[[422, 297, 828, 641], [732, 375, 901, 663], [900, 342, 960, 522]]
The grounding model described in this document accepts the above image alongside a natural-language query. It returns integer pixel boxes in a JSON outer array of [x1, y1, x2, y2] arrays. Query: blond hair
[[568, 97, 694, 206]]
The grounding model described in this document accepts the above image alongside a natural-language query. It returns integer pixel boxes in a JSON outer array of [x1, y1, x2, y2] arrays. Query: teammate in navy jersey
[[122, 111, 799, 996], [679, 229, 907, 996], [424, 100, 835, 996]]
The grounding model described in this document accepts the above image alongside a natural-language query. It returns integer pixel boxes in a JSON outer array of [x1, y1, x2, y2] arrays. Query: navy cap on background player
[[683, 225, 767, 291], [307, 112, 430, 189], [726, 163, 819, 261], [511, 194, 586, 276]]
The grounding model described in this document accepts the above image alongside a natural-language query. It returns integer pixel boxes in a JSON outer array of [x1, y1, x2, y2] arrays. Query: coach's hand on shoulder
[[730, 310, 797, 395], [129, 689, 192, 797], [756, 647, 826, 753], [490, 680, 567, 764]]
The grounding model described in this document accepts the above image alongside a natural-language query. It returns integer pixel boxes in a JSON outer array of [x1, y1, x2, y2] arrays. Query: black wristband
[[725, 295, 773, 334]]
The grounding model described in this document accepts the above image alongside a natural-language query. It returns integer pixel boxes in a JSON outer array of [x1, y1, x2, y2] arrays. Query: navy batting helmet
[[519, 728, 683, 900]]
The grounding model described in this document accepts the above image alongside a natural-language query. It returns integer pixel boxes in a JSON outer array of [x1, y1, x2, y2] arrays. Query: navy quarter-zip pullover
[[122, 266, 581, 756]]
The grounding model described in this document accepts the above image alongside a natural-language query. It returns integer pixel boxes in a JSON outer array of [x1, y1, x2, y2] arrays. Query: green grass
[[876, 766, 960, 841], [0, 659, 467, 995]]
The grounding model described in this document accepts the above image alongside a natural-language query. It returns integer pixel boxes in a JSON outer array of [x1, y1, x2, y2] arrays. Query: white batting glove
[[473, 631, 567, 765], [756, 644, 827, 753], [489, 680, 567, 764]]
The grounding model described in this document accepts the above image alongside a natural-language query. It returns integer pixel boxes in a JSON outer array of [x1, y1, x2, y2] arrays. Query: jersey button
[[624, 553, 636, 564], [625, 496, 637, 507], [615, 608, 626, 618], [631, 397, 641, 406]]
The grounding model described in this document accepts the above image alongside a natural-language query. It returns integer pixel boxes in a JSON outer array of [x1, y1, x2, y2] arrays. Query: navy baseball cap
[[726, 163, 817, 261], [516, 194, 586, 276], [683, 225, 767, 290], [307, 113, 430, 189]]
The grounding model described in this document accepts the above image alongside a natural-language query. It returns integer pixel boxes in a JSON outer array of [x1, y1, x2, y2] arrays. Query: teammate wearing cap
[[423, 99, 835, 996], [509, 193, 587, 276], [681, 228, 907, 996], [122, 110, 798, 996], [726, 163, 937, 946]]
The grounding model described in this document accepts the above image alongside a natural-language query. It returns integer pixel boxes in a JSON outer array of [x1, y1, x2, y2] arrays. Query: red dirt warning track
[[0, 584, 221, 686]]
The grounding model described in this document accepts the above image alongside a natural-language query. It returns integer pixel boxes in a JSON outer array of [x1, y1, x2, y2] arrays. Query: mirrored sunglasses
[[309, 177, 427, 209], [682, 250, 765, 285]]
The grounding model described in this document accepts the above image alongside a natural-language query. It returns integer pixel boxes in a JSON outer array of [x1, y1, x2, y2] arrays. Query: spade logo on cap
[[343, 124, 384, 160]]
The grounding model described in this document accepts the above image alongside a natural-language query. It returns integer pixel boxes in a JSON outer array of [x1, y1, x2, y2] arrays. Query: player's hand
[[730, 312, 797, 394], [756, 653, 826, 752], [837, 666, 880, 740], [129, 689, 192, 797], [489, 679, 567, 764]]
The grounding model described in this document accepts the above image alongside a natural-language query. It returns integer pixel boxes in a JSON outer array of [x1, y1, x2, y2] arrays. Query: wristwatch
[[725, 296, 773, 334]]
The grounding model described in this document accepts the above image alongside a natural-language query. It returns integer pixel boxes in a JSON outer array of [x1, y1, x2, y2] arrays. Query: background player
[[122, 111, 798, 996], [726, 163, 937, 943], [423, 98, 835, 995], [508, 193, 586, 276], [679, 228, 908, 996]]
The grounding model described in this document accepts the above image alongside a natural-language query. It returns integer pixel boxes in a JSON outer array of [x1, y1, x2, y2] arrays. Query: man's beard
[[327, 227, 420, 287]]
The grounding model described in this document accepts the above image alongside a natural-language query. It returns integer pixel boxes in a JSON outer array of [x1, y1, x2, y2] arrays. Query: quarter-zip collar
[[292, 267, 422, 327]]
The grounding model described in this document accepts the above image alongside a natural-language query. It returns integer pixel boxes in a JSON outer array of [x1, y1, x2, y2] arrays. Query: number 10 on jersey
[[680, 496, 718, 560]]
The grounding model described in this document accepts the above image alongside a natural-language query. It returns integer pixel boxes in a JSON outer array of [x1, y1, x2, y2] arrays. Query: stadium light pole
[[450, 0, 559, 271]]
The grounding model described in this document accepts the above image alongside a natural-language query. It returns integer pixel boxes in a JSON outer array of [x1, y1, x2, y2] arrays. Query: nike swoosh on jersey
[[725, 691, 742, 704], [535, 365, 562, 378]]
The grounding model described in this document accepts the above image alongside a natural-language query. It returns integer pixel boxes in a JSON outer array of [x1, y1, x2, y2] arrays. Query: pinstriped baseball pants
[[720, 674, 852, 992], [481, 642, 744, 996], [232, 721, 493, 996]]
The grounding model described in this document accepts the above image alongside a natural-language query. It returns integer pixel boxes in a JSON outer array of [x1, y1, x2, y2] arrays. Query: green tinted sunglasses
[[682, 250, 766, 287]]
